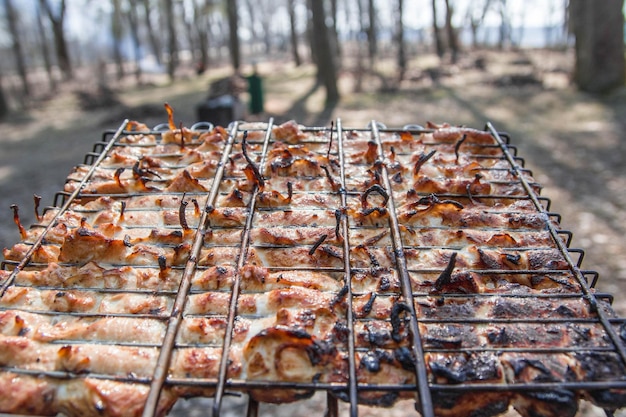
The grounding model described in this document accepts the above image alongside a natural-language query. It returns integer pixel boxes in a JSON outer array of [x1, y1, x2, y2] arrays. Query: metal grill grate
[[1, 119, 625, 417]]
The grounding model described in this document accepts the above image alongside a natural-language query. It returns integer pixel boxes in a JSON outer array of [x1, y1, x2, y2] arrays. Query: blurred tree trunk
[[164, 0, 177, 80], [444, 0, 458, 63], [287, 0, 301, 66], [141, 0, 162, 66], [367, 0, 377, 68], [259, 0, 273, 54], [244, 0, 260, 49], [466, 0, 492, 48], [310, 0, 339, 103], [570, 0, 625, 93], [36, 1, 56, 91], [127, 0, 143, 83], [112, 0, 125, 81], [497, 0, 510, 49], [4, 0, 30, 96], [181, 1, 198, 65], [40, 0, 72, 81], [0, 73, 8, 119], [395, 0, 406, 82], [330, 0, 341, 59], [194, 0, 211, 73], [227, 0, 241, 71], [306, 0, 317, 67], [431, 0, 444, 58]]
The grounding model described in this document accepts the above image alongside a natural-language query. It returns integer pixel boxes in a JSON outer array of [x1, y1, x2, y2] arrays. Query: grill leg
[[246, 397, 259, 417], [325, 392, 339, 417]]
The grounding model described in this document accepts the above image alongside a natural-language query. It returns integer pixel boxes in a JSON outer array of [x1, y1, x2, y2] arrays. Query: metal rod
[[486, 122, 626, 367], [0, 119, 130, 299], [370, 121, 435, 417], [336, 118, 359, 417], [325, 391, 339, 417], [141, 123, 239, 417], [245, 397, 259, 417], [212, 119, 275, 417]]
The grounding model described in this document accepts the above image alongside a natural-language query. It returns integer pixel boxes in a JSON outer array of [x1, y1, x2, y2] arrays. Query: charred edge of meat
[[191, 198, 200, 216], [390, 302, 412, 343], [118, 201, 126, 222], [361, 184, 389, 209], [114, 167, 125, 188], [389, 146, 396, 163], [242, 131, 265, 188], [308, 234, 328, 256], [179, 195, 189, 230], [466, 183, 477, 205], [330, 285, 349, 309], [326, 121, 334, 159], [361, 207, 387, 217], [319, 245, 342, 260], [10, 204, 27, 240], [454, 134, 467, 163], [365, 140, 379, 164], [80, 217, 88, 229], [165, 102, 176, 130], [132, 160, 162, 181], [356, 245, 380, 268], [332, 321, 350, 344], [434, 252, 458, 291], [158, 255, 168, 279], [510, 358, 556, 381], [394, 346, 416, 371], [287, 182, 293, 203], [306, 339, 336, 367], [123, 234, 132, 248], [413, 149, 437, 177], [270, 149, 293, 170], [321, 165, 339, 191], [392, 172, 403, 184], [360, 349, 394, 373], [416, 194, 465, 210], [364, 230, 389, 247], [178, 121, 185, 149], [358, 292, 377, 317], [33, 194, 42, 222], [334, 208, 343, 240]]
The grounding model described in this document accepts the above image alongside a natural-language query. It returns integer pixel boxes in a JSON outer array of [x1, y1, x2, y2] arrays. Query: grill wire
[[0, 119, 625, 417]]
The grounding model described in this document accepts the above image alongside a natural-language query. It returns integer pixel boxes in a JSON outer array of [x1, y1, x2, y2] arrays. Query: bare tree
[[4, 0, 30, 96], [164, 0, 177, 80], [0, 73, 8, 118], [395, 0, 406, 82], [570, 0, 625, 93], [180, 0, 198, 65], [287, 0, 301, 66], [227, 0, 241, 71], [244, 0, 261, 48], [193, 0, 212, 73], [36, 0, 56, 91], [258, 0, 274, 54], [497, 0, 511, 49], [330, 0, 341, 59], [431, 0, 444, 58], [310, 0, 339, 103], [127, 0, 143, 83], [111, 0, 125, 80], [141, 0, 162, 66], [465, 0, 492, 48], [366, 0, 377, 67], [444, 0, 459, 63], [40, 0, 72, 81]]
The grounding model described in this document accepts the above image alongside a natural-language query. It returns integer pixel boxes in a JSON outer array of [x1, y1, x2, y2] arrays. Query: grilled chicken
[[1, 119, 623, 417]]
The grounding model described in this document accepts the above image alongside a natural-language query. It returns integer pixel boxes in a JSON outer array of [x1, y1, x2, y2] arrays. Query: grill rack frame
[[0, 119, 625, 417]]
